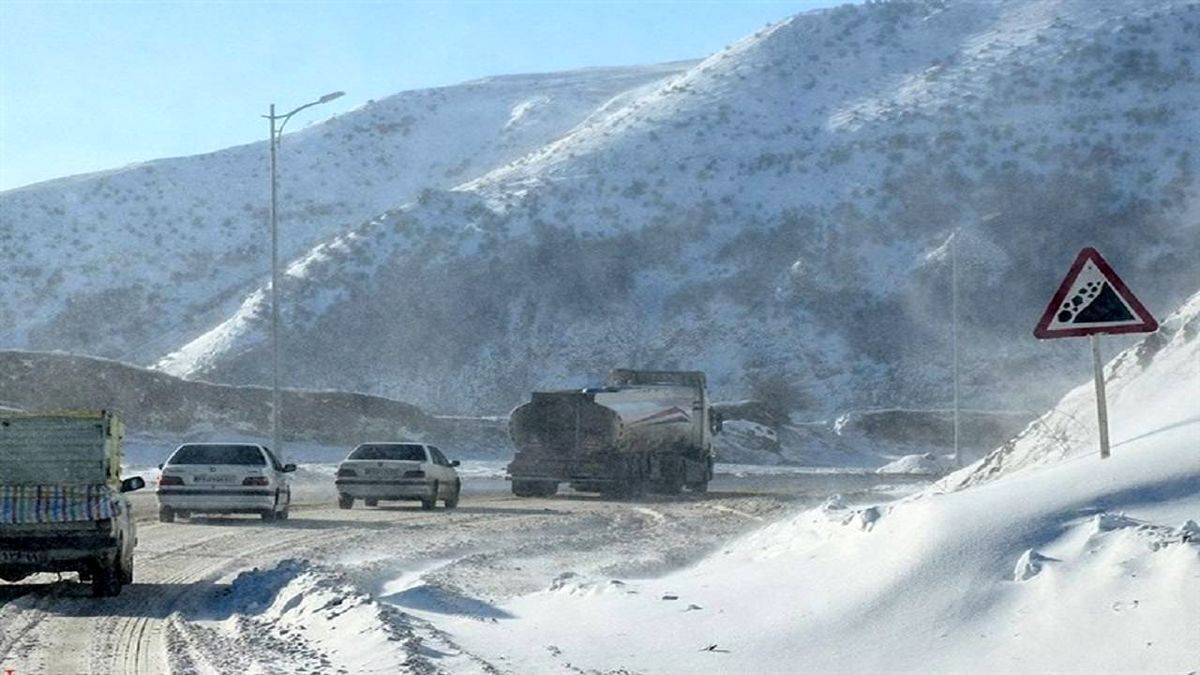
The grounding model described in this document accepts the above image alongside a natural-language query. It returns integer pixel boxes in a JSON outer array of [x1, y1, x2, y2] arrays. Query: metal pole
[[1091, 334, 1111, 459], [269, 104, 282, 461], [951, 229, 961, 468], [261, 93, 342, 463]]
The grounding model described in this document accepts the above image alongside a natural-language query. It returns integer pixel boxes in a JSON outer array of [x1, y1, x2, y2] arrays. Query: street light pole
[[264, 91, 344, 461]]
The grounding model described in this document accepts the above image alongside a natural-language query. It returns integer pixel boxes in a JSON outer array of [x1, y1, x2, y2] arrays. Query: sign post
[[1033, 247, 1157, 459]]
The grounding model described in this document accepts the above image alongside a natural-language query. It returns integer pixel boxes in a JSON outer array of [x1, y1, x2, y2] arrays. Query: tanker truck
[[507, 370, 722, 497]]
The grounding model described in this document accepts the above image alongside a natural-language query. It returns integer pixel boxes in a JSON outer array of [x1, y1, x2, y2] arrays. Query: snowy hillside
[[157, 0, 1200, 414], [0, 62, 690, 360], [403, 291, 1200, 673]]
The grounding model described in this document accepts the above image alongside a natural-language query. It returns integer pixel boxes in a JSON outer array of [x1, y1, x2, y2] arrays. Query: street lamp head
[[319, 91, 345, 104]]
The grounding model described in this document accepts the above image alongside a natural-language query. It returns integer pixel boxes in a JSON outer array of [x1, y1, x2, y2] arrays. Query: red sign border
[[1034, 247, 1158, 339]]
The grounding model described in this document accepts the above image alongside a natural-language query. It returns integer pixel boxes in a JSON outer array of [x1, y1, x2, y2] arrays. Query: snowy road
[[0, 474, 902, 674]]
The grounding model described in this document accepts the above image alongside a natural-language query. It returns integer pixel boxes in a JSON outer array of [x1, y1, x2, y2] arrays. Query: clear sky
[[0, 1, 848, 192]]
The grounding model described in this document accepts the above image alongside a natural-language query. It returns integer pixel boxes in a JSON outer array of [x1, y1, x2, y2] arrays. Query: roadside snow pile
[[420, 292, 1200, 673], [875, 452, 950, 475], [169, 559, 492, 674]]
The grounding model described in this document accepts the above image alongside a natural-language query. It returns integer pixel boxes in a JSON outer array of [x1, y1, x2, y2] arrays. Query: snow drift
[[414, 291, 1200, 673]]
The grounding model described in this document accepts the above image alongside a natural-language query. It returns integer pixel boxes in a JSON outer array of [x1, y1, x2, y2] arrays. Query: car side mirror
[[121, 476, 146, 493], [450, 460, 460, 467], [157, 463, 163, 470], [283, 463, 297, 473]]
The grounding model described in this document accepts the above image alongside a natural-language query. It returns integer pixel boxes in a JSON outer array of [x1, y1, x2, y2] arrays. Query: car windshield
[[348, 444, 426, 461], [168, 444, 266, 466]]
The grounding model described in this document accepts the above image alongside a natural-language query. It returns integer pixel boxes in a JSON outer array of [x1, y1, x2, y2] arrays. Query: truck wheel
[[364, 498, 379, 507], [261, 509, 277, 521], [511, 480, 537, 497], [444, 481, 461, 509], [91, 558, 123, 598], [421, 482, 438, 510], [512, 480, 556, 497], [122, 557, 134, 585], [687, 480, 709, 494], [158, 507, 175, 523], [338, 494, 354, 510], [655, 467, 684, 495], [277, 507, 289, 521]]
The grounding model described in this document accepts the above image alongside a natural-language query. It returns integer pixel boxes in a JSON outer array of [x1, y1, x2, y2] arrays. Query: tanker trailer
[[507, 370, 721, 497]]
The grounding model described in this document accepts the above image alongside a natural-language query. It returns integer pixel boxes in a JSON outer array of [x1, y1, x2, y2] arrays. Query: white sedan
[[157, 443, 295, 522], [334, 442, 461, 510]]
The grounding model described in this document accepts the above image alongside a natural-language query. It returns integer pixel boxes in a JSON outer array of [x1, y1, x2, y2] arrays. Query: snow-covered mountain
[[153, 0, 1199, 414], [0, 62, 691, 360], [5, 0, 1199, 418]]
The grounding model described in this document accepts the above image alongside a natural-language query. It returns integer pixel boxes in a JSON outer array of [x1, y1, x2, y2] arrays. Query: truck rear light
[[243, 476, 270, 486], [159, 475, 184, 486], [336, 468, 357, 477], [403, 470, 425, 478]]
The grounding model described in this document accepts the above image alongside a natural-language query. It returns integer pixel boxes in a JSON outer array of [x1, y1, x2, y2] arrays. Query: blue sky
[[0, 1, 846, 191]]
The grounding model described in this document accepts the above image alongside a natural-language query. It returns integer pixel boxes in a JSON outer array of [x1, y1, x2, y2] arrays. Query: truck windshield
[[168, 444, 266, 466], [348, 444, 426, 461]]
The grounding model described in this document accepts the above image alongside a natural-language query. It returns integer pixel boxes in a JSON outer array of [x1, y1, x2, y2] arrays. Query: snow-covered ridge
[[0, 62, 690, 361], [158, 0, 1199, 416]]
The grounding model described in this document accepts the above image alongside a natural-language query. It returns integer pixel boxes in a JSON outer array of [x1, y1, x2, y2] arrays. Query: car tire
[[444, 481, 461, 509], [364, 498, 379, 507], [261, 509, 277, 522], [122, 556, 134, 585], [421, 482, 438, 510], [90, 558, 123, 598], [338, 494, 353, 510], [158, 507, 175, 523]]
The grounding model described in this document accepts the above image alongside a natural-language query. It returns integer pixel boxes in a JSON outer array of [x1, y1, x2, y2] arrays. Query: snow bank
[[420, 292, 1200, 673], [875, 452, 951, 475]]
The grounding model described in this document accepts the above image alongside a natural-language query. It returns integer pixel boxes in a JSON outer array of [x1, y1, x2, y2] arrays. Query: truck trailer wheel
[[687, 480, 709, 494], [512, 480, 556, 498], [338, 494, 354, 509]]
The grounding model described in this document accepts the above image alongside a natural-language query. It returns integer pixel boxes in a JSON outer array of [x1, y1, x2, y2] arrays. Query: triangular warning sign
[[1034, 247, 1158, 339]]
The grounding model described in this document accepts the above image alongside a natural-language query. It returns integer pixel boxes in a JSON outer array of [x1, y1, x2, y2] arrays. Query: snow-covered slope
[[0, 62, 690, 360], [158, 0, 1200, 414], [944, 287, 1200, 489], [411, 290, 1200, 673]]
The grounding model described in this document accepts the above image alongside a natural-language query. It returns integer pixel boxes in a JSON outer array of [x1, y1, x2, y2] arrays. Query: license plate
[[0, 550, 47, 564], [363, 468, 399, 477], [193, 475, 236, 483]]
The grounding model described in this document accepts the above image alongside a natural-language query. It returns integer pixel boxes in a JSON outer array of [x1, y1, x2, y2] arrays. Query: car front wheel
[[421, 481, 438, 510], [444, 481, 461, 509]]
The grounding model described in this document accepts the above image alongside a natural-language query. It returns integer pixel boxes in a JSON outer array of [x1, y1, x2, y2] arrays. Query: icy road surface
[[0, 472, 921, 674]]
